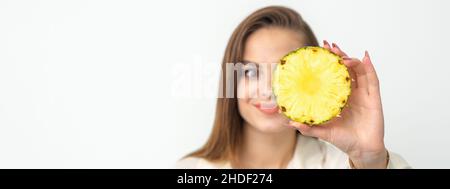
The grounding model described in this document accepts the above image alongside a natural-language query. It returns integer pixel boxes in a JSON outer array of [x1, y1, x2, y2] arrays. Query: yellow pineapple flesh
[[272, 46, 351, 125]]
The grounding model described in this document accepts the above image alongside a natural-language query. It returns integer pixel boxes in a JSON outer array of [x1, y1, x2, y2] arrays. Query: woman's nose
[[260, 88, 273, 99], [259, 74, 273, 99]]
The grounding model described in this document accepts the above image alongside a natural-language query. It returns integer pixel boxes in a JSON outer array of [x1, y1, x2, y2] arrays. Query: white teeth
[[260, 102, 277, 109]]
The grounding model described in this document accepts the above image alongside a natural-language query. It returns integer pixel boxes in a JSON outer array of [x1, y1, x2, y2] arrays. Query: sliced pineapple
[[272, 46, 351, 126]]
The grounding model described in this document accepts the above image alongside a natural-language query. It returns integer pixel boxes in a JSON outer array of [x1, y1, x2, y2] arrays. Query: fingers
[[322, 40, 348, 58], [348, 68, 358, 89], [321, 41, 380, 96], [323, 40, 331, 50], [331, 42, 348, 57], [342, 57, 362, 67], [288, 121, 331, 141], [342, 51, 380, 96], [344, 57, 368, 94], [363, 51, 380, 95], [339, 57, 360, 90], [326, 42, 358, 89]]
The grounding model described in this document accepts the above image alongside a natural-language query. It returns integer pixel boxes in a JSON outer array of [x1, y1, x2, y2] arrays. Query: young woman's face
[[238, 27, 304, 133]]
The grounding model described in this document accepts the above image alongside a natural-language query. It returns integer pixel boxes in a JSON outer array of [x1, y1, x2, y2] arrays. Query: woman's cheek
[[237, 78, 258, 100]]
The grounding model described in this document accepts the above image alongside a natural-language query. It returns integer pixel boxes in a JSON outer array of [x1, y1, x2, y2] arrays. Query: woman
[[177, 6, 410, 169]]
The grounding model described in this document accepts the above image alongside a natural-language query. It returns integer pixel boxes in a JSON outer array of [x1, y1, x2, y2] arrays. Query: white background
[[1, 0, 450, 168]]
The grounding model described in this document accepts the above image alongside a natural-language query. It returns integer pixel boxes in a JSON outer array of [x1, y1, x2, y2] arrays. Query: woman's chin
[[251, 120, 293, 133]]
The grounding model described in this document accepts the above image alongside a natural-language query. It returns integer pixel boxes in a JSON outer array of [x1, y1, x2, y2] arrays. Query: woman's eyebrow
[[242, 60, 258, 64]]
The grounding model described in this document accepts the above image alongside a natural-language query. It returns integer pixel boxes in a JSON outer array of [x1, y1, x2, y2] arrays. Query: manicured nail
[[364, 50, 372, 64], [332, 43, 338, 48], [323, 40, 330, 46], [343, 57, 352, 60]]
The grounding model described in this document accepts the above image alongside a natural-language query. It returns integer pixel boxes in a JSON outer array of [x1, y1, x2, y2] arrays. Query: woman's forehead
[[243, 27, 304, 64]]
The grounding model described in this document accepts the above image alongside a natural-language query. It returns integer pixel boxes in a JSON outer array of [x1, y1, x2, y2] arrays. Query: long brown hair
[[187, 6, 319, 163]]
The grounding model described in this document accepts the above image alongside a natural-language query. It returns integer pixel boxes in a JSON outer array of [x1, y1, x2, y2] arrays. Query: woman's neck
[[233, 123, 298, 169]]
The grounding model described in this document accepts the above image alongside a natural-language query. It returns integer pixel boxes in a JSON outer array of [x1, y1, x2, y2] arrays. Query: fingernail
[[332, 43, 337, 48], [323, 40, 330, 46], [365, 50, 370, 58], [364, 50, 372, 64], [343, 57, 352, 60]]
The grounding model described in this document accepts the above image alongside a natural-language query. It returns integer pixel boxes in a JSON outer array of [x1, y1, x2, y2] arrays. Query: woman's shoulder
[[174, 156, 231, 169]]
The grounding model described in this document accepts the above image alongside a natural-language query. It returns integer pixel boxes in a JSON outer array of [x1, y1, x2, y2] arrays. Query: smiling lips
[[254, 103, 279, 115]]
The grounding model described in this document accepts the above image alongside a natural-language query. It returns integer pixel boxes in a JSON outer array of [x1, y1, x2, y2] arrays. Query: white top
[[176, 135, 411, 169]]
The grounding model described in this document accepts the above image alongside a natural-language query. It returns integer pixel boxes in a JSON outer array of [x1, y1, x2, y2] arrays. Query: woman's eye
[[244, 68, 257, 78]]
